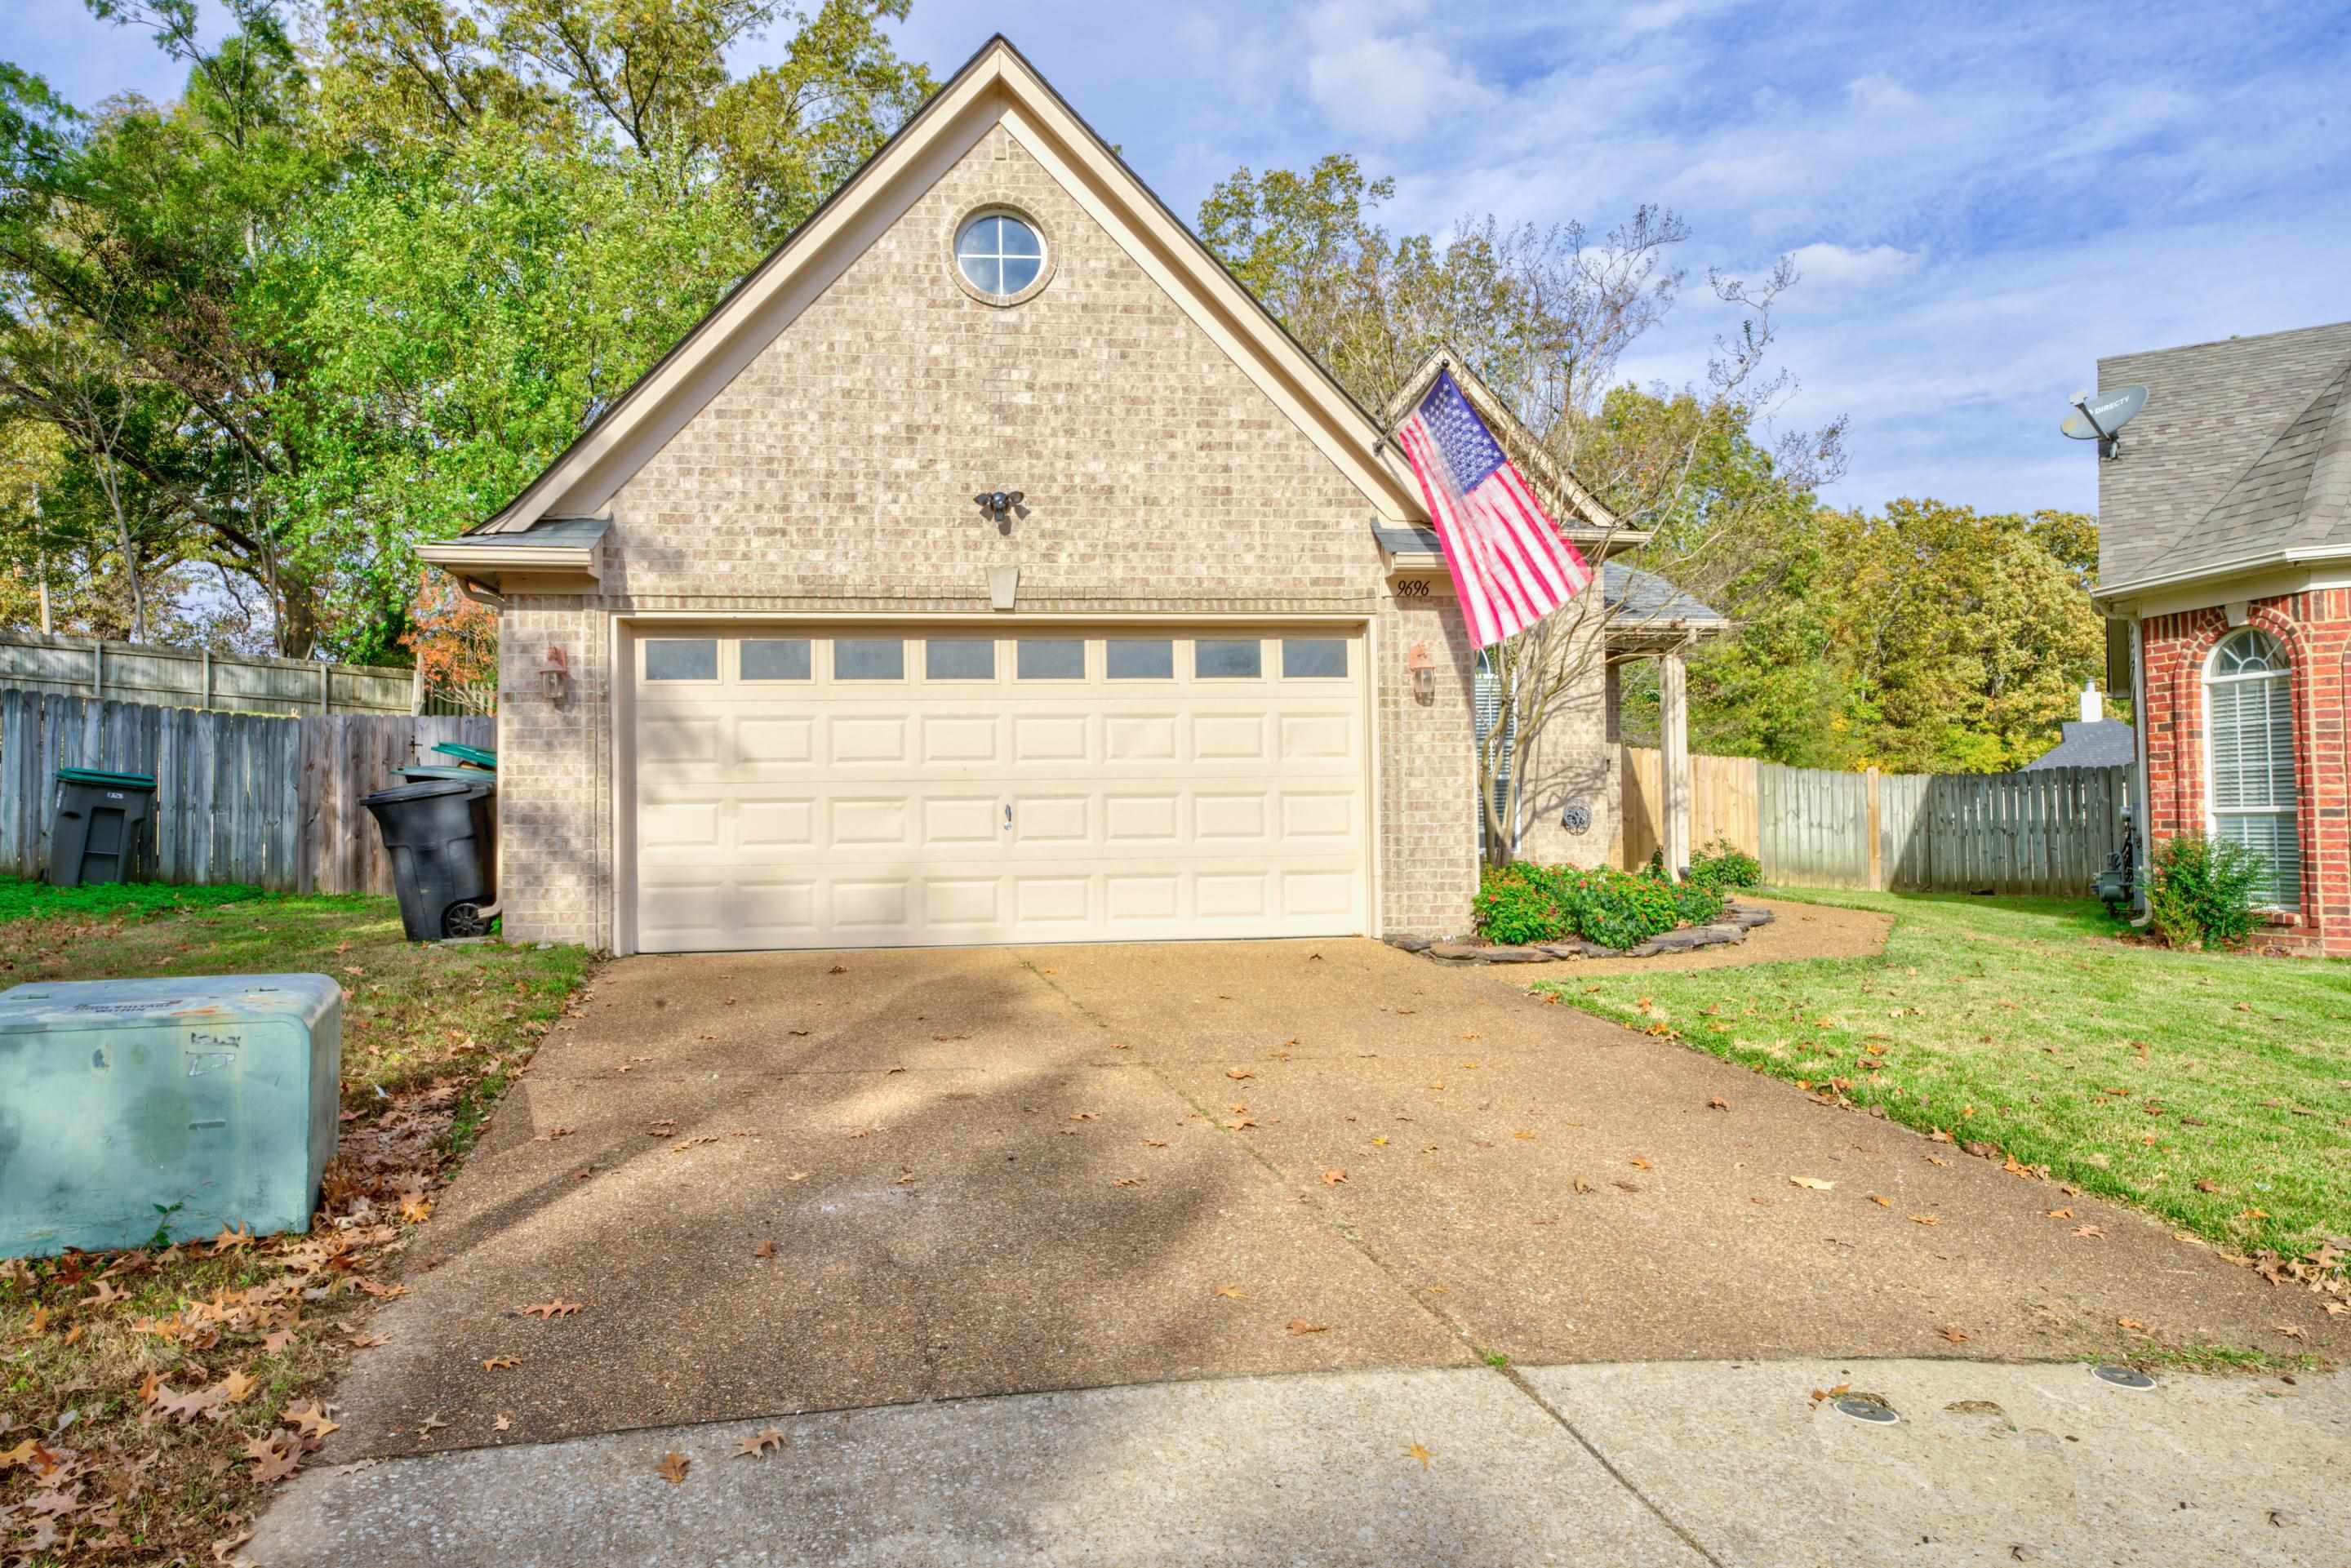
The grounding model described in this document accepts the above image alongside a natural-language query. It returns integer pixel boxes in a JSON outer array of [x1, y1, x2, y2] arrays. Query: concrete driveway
[[322, 935, 2343, 1461]]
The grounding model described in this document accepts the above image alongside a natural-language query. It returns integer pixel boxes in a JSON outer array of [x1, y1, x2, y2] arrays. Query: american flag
[[1394, 368, 1593, 648]]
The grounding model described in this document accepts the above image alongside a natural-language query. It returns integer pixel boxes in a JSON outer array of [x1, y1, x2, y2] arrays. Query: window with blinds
[[1473, 658, 1515, 856], [2206, 629, 2300, 907]]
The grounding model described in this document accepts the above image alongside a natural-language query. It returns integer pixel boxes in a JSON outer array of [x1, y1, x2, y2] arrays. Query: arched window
[[2205, 629, 2299, 907]]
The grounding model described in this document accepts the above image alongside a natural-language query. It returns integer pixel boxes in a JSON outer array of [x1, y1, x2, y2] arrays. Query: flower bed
[[1473, 861, 1730, 950]]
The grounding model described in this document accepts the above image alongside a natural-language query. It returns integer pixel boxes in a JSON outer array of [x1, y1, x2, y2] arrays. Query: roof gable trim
[[480, 36, 1420, 534]]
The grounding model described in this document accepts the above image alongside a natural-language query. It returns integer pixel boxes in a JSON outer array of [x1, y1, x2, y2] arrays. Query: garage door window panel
[[645, 639, 718, 682], [1017, 638, 1086, 680], [926, 638, 997, 681], [1282, 638, 1348, 678], [1195, 639, 1262, 679], [740, 638, 811, 682], [834, 639, 905, 681], [1107, 639, 1175, 680]]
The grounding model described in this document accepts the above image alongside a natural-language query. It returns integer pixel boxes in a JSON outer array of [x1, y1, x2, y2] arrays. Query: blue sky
[[16, 0, 2351, 517]]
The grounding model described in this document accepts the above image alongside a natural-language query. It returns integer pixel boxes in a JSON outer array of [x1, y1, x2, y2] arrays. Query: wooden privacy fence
[[1758, 762, 2131, 895], [0, 629, 492, 717], [1616, 747, 1759, 870], [0, 691, 495, 895], [1616, 745, 2132, 895]]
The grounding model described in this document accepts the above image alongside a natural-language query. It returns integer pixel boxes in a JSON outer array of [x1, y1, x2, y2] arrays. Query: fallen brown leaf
[[1286, 1319, 1329, 1335], [1322, 1169, 1349, 1185], [736, 1428, 788, 1458], [1939, 1326, 1971, 1344], [517, 1299, 584, 1319], [657, 1451, 691, 1484], [285, 1401, 339, 1438], [482, 1357, 521, 1371]]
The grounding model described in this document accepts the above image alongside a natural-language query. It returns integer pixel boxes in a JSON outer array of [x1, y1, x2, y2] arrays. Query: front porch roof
[[1370, 525, 1729, 644]]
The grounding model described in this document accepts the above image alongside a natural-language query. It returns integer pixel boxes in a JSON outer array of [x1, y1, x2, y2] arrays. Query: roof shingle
[[2097, 321, 2351, 590]]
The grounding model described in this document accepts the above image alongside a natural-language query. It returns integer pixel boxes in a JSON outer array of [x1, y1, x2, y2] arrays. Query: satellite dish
[[2061, 385, 2148, 460]]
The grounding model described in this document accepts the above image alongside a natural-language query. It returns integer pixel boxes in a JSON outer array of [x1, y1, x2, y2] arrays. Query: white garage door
[[629, 625, 1369, 952]]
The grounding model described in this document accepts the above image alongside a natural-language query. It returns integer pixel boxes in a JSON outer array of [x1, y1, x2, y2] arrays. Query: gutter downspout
[[2127, 614, 2152, 928]]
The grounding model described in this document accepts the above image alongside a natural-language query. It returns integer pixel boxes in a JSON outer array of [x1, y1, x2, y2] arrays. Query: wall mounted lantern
[[537, 645, 571, 706], [1407, 640, 1436, 705]]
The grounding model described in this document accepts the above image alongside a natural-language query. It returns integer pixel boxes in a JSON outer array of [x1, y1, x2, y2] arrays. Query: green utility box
[[0, 975, 343, 1259]]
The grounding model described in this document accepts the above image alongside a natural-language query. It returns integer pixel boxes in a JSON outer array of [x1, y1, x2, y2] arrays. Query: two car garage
[[625, 624, 1372, 953]]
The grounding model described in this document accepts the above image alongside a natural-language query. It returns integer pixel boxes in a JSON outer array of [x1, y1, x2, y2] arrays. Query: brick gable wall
[[2138, 588, 2349, 954], [491, 120, 1509, 948]]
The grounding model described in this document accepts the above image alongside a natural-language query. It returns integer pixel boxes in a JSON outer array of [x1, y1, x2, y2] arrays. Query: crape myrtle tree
[[1198, 156, 1847, 863], [0, 0, 931, 661]]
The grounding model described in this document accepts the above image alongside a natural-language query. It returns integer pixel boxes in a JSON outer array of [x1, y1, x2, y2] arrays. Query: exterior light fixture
[[974, 489, 1024, 536], [1407, 640, 1436, 705], [537, 645, 571, 706]]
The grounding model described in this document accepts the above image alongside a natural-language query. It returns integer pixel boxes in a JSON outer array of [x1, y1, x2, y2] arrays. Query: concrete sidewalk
[[248, 1358, 2347, 1566]]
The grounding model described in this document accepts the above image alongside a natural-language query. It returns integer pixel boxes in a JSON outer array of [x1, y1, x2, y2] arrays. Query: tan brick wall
[[496, 601, 611, 947], [496, 119, 1598, 947], [1510, 593, 1619, 869]]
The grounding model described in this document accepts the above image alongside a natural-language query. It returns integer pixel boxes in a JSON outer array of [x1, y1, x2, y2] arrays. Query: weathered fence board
[[1617, 747, 1762, 870], [1750, 760, 2131, 895], [0, 692, 492, 894], [0, 629, 430, 716], [1920, 766, 2129, 895], [1759, 764, 1873, 888]]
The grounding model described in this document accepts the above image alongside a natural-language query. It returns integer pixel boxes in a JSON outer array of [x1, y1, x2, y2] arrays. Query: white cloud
[[1784, 242, 1925, 291], [1844, 73, 1923, 114], [1297, 0, 1487, 142]]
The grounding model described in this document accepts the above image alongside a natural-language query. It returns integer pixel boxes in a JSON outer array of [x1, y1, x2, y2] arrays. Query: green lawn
[[1535, 889, 2351, 1264], [0, 882, 592, 1564]]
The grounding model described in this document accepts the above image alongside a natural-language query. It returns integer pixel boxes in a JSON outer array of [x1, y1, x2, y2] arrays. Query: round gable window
[[953, 210, 1051, 305]]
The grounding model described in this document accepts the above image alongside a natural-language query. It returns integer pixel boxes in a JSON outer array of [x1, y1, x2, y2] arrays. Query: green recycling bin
[[50, 766, 157, 888]]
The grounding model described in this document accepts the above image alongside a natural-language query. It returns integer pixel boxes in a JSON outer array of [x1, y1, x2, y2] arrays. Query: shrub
[[1473, 863, 1687, 950], [1472, 864, 1567, 946], [1687, 838, 1762, 891], [2144, 834, 2264, 949], [1666, 877, 1727, 927]]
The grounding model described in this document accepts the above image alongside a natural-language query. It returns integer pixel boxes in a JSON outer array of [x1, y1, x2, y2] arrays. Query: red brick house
[[2094, 322, 2351, 954]]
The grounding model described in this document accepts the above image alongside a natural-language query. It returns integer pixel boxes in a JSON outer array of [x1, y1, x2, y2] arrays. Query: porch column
[[1659, 646, 1691, 878]]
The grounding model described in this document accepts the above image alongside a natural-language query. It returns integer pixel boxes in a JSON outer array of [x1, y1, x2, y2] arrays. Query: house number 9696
[[1393, 580, 1431, 598]]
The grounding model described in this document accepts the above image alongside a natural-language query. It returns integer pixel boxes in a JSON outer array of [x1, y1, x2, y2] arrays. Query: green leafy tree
[[2, 0, 931, 660], [1827, 500, 2109, 771]]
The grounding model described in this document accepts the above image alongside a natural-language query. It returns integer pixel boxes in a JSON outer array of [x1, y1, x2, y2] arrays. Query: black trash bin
[[362, 777, 497, 940], [50, 766, 158, 888]]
